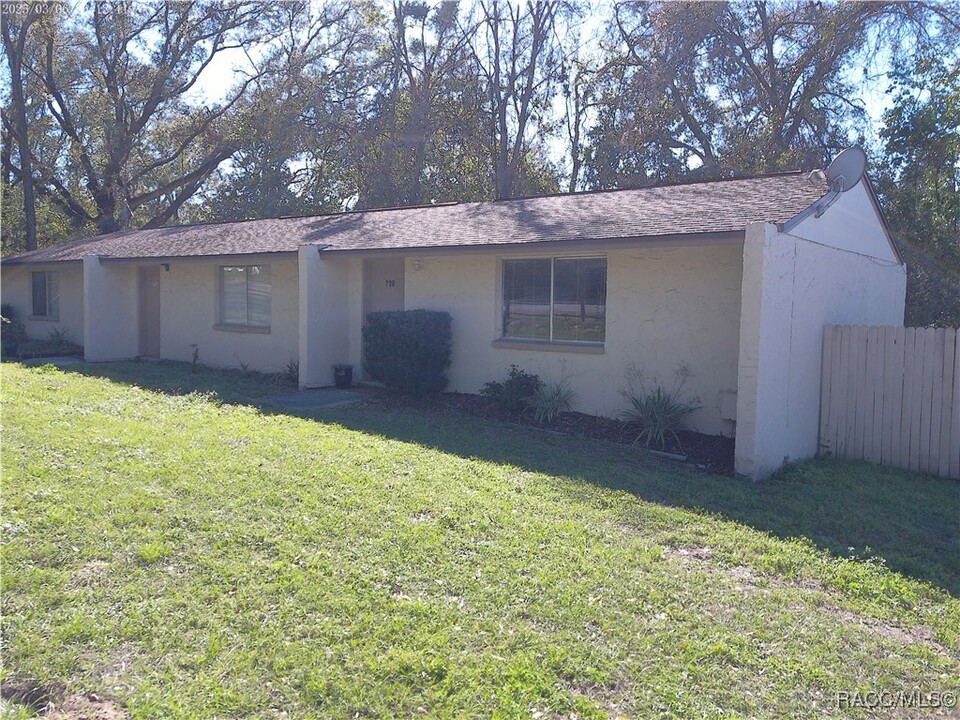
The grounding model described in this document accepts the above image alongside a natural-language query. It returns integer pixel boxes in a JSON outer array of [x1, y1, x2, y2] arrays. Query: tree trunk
[[2, 12, 38, 250]]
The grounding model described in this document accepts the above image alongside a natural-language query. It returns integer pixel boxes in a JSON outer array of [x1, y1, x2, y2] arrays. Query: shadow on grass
[[39, 357, 296, 402], [321, 403, 960, 597], [51, 359, 960, 597]]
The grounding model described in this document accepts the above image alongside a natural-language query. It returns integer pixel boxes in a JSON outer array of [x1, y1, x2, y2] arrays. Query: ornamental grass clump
[[524, 377, 575, 424], [618, 364, 701, 449], [273, 358, 300, 387]]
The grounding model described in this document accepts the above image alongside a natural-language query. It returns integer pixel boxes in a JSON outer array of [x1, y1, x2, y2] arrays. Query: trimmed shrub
[[1, 304, 27, 357], [480, 364, 543, 413], [363, 310, 452, 394]]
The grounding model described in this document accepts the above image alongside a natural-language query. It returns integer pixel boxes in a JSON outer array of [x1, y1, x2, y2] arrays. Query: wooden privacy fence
[[819, 325, 960, 480]]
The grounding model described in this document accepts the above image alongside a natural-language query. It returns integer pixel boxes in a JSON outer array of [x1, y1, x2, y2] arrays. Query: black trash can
[[333, 364, 353, 389]]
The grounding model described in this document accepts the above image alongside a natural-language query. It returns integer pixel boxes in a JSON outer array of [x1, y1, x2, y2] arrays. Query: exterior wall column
[[735, 216, 907, 479], [735, 221, 818, 479], [734, 222, 776, 479], [83, 255, 138, 361], [298, 245, 349, 389]]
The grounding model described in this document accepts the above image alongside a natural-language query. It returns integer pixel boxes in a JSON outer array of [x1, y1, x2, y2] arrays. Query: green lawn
[[2, 361, 958, 719]]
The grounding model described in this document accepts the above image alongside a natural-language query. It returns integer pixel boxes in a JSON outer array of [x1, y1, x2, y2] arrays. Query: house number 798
[[384, 279, 396, 287]]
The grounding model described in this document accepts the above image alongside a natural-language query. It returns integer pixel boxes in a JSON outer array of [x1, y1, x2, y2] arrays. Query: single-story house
[[1, 170, 905, 478]]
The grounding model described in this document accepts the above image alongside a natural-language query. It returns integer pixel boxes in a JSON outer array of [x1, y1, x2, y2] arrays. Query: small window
[[31, 271, 59, 319], [502, 257, 606, 343], [219, 265, 271, 328]]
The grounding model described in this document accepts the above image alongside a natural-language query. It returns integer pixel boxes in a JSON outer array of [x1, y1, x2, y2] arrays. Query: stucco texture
[[1, 263, 84, 346], [159, 259, 300, 372], [83, 259, 138, 361], [735, 180, 906, 478], [402, 242, 744, 435], [299, 249, 363, 388]]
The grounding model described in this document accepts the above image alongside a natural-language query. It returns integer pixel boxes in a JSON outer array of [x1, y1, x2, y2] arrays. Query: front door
[[138, 266, 161, 357]]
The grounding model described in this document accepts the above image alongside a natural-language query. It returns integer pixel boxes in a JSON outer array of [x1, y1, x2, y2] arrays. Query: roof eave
[[6, 250, 300, 266], [2, 256, 85, 267], [314, 229, 746, 257], [863, 175, 904, 265]]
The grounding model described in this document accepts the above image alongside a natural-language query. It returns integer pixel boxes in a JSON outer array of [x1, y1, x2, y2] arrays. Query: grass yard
[[2, 361, 959, 719]]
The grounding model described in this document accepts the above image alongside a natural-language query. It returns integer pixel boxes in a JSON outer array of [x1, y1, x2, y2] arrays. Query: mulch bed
[[354, 387, 736, 476]]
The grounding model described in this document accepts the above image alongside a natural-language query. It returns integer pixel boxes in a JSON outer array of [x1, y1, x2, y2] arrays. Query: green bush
[[362, 310, 452, 394], [524, 378, 575, 424], [618, 364, 701, 449], [480, 364, 543, 412], [16, 328, 83, 358], [1, 304, 27, 356]]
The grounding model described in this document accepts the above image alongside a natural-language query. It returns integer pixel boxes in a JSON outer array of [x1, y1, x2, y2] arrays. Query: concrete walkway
[[261, 387, 363, 411]]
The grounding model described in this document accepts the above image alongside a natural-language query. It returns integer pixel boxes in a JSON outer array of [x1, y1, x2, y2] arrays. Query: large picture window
[[219, 265, 271, 328], [502, 257, 606, 343], [31, 271, 59, 319]]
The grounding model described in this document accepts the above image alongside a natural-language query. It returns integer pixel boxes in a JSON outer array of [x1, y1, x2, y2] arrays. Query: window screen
[[502, 257, 606, 343], [553, 258, 606, 342], [220, 265, 271, 328], [502, 259, 551, 340], [31, 271, 59, 318]]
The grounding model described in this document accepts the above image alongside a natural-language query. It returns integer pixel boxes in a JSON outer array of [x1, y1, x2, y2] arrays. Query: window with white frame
[[219, 265, 271, 328], [501, 257, 606, 343], [31, 271, 60, 319]]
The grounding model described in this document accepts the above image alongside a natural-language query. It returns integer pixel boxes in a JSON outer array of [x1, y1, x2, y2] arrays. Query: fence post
[[951, 330, 960, 480], [820, 325, 835, 456]]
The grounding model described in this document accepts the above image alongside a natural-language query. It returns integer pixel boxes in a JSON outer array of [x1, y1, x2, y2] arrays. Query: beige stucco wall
[[159, 258, 299, 373], [735, 188, 907, 479], [299, 248, 364, 387], [84, 257, 138, 361], [1, 262, 85, 346], [401, 242, 744, 435], [6, 255, 298, 373]]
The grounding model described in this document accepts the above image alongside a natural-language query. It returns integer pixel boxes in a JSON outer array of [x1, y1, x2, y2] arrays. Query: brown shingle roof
[[3, 172, 826, 264]]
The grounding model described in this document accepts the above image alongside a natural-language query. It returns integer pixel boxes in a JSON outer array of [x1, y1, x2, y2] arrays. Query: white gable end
[[787, 178, 900, 264]]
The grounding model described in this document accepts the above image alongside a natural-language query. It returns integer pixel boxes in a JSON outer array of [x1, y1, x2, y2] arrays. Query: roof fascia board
[[317, 230, 744, 258], [94, 251, 299, 266], [862, 175, 904, 265], [1, 258, 84, 268]]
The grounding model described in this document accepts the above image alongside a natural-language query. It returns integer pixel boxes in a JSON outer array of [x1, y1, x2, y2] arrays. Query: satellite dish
[[825, 145, 867, 193]]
